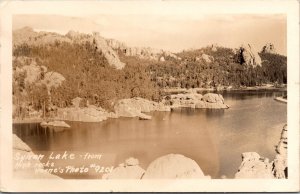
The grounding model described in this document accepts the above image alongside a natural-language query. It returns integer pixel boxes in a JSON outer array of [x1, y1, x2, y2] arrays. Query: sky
[[13, 14, 287, 55]]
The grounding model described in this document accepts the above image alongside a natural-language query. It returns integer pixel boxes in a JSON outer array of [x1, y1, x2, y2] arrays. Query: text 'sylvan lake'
[[13, 90, 287, 179]]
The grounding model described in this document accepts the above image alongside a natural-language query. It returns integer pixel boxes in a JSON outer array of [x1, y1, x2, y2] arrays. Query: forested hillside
[[12, 28, 287, 118], [147, 46, 287, 89], [13, 41, 159, 116]]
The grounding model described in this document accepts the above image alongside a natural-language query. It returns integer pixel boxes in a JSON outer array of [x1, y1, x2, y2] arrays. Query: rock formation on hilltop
[[106, 38, 180, 61], [237, 44, 262, 67], [195, 53, 214, 63], [13, 27, 72, 46], [65, 31, 125, 69], [92, 32, 125, 69], [211, 43, 218, 52], [13, 27, 125, 69], [261, 43, 277, 54]]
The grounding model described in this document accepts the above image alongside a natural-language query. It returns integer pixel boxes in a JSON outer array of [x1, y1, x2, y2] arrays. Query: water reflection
[[13, 91, 287, 179]]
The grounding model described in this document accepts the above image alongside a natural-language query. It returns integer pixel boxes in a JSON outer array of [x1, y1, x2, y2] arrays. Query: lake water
[[13, 90, 287, 179]]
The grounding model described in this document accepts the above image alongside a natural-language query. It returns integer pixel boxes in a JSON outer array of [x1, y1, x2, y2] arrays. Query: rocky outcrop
[[235, 152, 274, 179], [102, 157, 145, 179], [139, 114, 152, 120], [103, 154, 210, 179], [163, 92, 229, 109], [160, 56, 165, 62], [273, 124, 287, 178], [211, 44, 218, 52], [235, 124, 288, 179], [202, 93, 224, 103], [201, 54, 214, 63], [13, 27, 125, 69], [14, 57, 65, 92], [40, 71, 65, 90], [13, 27, 71, 47], [106, 38, 180, 61], [68, 31, 125, 69], [114, 97, 170, 118], [13, 134, 32, 152], [162, 50, 181, 61], [106, 39, 127, 51], [15, 60, 46, 84], [142, 154, 210, 179], [55, 94, 227, 122], [261, 43, 277, 54], [13, 134, 61, 178], [54, 97, 169, 122], [92, 32, 125, 69], [274, 96, 287, 104], [56, 106, 112, 122], [196, 54, 214, 63], [71, 97, 82, 108], [238, 44, 262, 67]]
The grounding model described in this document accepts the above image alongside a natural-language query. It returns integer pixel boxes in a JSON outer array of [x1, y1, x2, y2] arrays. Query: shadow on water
[[205, 109, 225, 117], [171, 107, 225, 117]]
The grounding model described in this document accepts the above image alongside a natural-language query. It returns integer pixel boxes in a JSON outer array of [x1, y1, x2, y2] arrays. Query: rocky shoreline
[[163, 85, 287, 94], [235, 124, 287, 179], [13, 92, 229, 125]]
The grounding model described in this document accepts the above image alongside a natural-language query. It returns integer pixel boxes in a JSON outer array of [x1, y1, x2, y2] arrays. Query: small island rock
[[40, 120, 70, 128]]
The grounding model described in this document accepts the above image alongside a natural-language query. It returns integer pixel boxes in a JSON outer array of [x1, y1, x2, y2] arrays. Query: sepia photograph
[[0, 0, 299, 192]]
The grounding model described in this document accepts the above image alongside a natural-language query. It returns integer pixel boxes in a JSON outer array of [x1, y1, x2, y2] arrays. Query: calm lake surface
[[13, 90, 287, 179]]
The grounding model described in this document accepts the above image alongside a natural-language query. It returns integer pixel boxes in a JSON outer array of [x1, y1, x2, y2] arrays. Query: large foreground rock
[[13, 134, 32, 152], [13, 134, 60, 179], [235, 124, 288, 179], [273, 124, 287, 178], [235, 152, 274, 179], [102, 157, 145, 179], [142, 154, 210, 179]]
